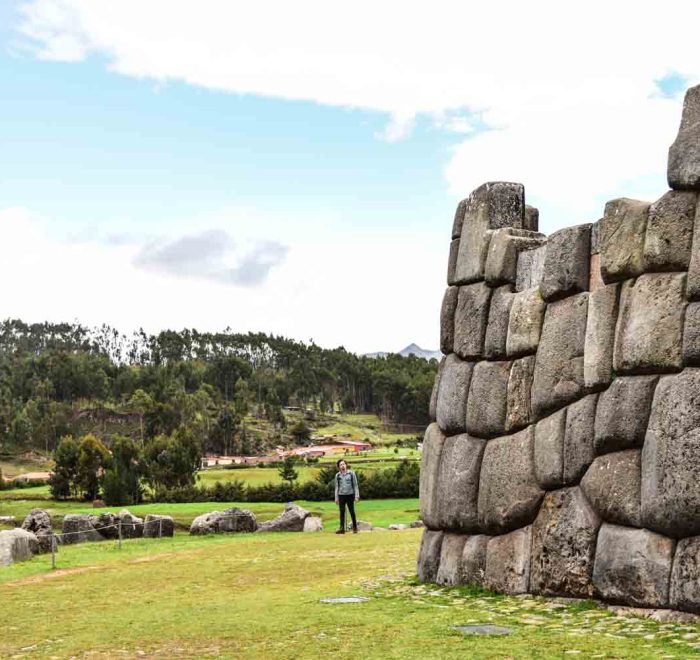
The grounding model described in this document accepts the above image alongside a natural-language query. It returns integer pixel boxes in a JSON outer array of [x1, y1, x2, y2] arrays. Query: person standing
[[334, 459, 360, 534]]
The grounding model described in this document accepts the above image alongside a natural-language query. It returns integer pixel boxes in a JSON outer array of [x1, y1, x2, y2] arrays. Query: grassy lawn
[[1, 529, 697, 658]]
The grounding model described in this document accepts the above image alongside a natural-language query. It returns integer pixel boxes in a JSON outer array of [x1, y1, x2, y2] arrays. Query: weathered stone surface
[[88, 513, 118, 540], [531, 294, 588, 419], [435, 354, 473, 435], [419, 424, 445, 530], [484, 285, 514, 359], [485, 228, 546, 287], [429, 357, 444, 422], [643, 191, 697, 271], [452, 198, 467, 239], [143, 515, 175, 538], [524, 205, 539, 232], [599, 198, 649, 282], [683, 302, 700, 366], [466, 360, 511, 438], [190, 508, 257, 535], [62, 514, 104, 544], [506, 287, 546, 357], [530, 488, 601, 597], [642, 369, 700, 538], [416, 529, 444, 582], [478, 427, 544, 533], [460, 534, 490, 587], [505, 355, 535, 432], [581, 450, 641, 527], [257, 503, 310, 532], [687, 205, 700, 300], [436, 434, 486, 532], [540, 224, 591, 302], [584, 282, 620, 388], [516, 245, 546, 292], [590, 220, 600, 255], [302, 516, 323, 532], [447, 238, 460, 285], [0, 529, 38, 567], [593, 524, 675, 607], [563, 394, 597, 484], [534, 409, 566, 489], [454, 183, 524, 284], [440, 286, 459, 355], [594, 376, 658, 454], [118, 509, 144, 539], [670, 536, 700, 613], [0, 516, 16, 527], [484, 526, 532, 595], [668, 84, 700, 191], [436, 533, 468, 586], [21, 508, 52, 553], [613, 274, 686, 374], [454, 283, 491, 359], [589, 253, 604, 292]]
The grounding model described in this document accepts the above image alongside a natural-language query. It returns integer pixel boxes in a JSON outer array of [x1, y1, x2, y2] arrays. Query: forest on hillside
[[0, 319, 437, 458]]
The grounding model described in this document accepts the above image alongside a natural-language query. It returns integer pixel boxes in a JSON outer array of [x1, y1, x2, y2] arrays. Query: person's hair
[[336, 459, 348, 469]]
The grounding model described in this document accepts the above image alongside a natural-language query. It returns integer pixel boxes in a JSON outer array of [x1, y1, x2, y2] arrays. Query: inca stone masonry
[[418, 84, 700, 613]]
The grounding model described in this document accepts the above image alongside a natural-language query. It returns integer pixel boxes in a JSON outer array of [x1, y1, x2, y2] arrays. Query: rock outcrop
[[189, 508, 257, 535], [0, 529, 39, 567]]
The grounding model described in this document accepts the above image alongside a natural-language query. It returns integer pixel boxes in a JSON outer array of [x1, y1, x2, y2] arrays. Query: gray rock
[[524, 205, 539, 232], [516, 245, 547, 292], [485, 228, 546, 287], [436, 354, 473, 435], [687, 204, 700, 300], [642, 369, 700, 538], [593, 524, 675, 607], [257, 503, 310, 532], [453, 283, 492, 359], [410, 520, 425, 529], [589, 252, 604, 293], [303, 516, 323, 532], [613, 274, 686, 374], [530, 488, 601, 597], [531, 293, 588, 419], [590, 219, 600, 255], [460, 534, 490, 587], [466, 360, 511, 438], [189, 508, 257, 535], [419, 423, 445, 530], [352, 520, 373, 532], [540, 224, 591, 302], [599, 198, 649, 282], [478, 427, 544, 533], [0, 516, 16, 527], [440, 286, 459, 355], [584, 282, 620, 389], [667, 84, 700, 190], [447, 238, 460, 285], [670, 536, 700, 613], [21, 508, 52, 553], [484, 285, 514, 359], [533, 408, 566, 489], [118, 509, 144, 539], [429, 357, 444, 422], [89, 513, 118, 540], [506, 287, 546, 357], [607, 605, 699, 623], [62, 514, 104, 544], [436, 434, 486, 532], [143, 515, 175, 538], [0, 529, 39, 567], [452, 197, 467, 239], [416, 529, 444, 582], [484, 526, 532, 595], [505, 355, 535, 432], [563, 394, 597, 484], [388, 523, 409, 530], [580, 450, 642, 527], [594, 375, 658, 454], [436, 533, 468, 586], [683, 302, 700, 365], [642, 190, 697, 271]]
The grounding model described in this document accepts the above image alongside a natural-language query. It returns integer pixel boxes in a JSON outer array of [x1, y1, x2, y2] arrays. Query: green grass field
[[1, 529, 697, 658]]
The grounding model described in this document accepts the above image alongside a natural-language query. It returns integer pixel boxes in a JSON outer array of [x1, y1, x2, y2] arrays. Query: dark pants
[[338, 494, 357, 531]]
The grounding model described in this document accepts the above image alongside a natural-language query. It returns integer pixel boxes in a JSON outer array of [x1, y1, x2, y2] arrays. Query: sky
[[0, 1, 698, 354]]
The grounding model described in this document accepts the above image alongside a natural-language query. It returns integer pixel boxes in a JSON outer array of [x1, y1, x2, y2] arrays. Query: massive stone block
[[485, 228, 546, 287], [599, 198, 649, 283], [478, 427, 544, 533], [515, 245, 547, 292], [668, 84, 700, 191], [484, 285, 514, 359], [642, 190, 697, 272], [642, 369, 700, 538], [429, 357, 444, 422], [530, 488, 601, 597], [435, 354, 473, 435], [452, 198, 467, 239], [466, 360, 511, 438], [460, 535, 490, 587], [594, 375, 658, 454], [580, 450, 642, 527], [593, 524, 675, 607], [524, 205, 539, 232], [447, 238, 460, 285], [436, 434, 486, 532], [506, 286, 546, 357], [417, 529, 444, 583], [436, 533, 468, 586], [453, 283, 491, 359], [484, 526, 532, 595], [0, 529, 39, 567], [563, 394, 597, 484], [687, 205, 700, 300], [683, 302, 700, 366], [613, 274, 686, 374], [670, 536, 700, 614], [505, 355, 535, 432], [531, 293, 588, 418], [419, 424, 445, 530], [440, 286, 459, 355], [534, 409, 566, 490], [540, 224, 591, 302], [584, 282, 620, 389]]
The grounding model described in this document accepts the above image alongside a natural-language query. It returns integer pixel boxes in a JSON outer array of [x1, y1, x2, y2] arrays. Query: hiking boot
[[335, 529, 345, 534]]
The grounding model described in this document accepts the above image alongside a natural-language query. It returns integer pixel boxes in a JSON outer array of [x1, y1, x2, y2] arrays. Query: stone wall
[[418, 84, 700, 613]]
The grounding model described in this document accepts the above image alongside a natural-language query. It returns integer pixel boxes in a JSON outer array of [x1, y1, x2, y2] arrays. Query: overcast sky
[[0, 1, 698, 354]]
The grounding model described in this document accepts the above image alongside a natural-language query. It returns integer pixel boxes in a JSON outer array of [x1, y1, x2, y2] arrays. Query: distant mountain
[[365, 343, 441, 361]]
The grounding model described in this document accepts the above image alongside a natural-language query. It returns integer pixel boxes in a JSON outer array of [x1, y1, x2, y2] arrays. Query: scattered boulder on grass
[[410, 520, 425, 529], [118, 510, 144, 538], [0, 529, 39, 567], [189, 508, 257, 535], [21, 508, 53, 553], [303, 516, 323, 533], [143, 515, 175, 538], [351, 521, 373, 532], [389, 524, 409, 530], [61, 514, 104, 544], [0, 516, 17, 527], [257, 503, 311, 532]]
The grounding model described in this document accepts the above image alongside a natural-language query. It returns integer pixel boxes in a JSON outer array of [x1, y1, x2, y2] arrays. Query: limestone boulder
[[516, 245, 546, 292], [485, 228, 546, 287], [436, 533, 468, 586], [118, 510, 144, 539], [593, 524, 675, 607], [466, 360, 511, 438], [416, 529, 444, 583], [453, 283, 491, 359], [642, 190, 696, 271], [670, 536, 700, 613], [303, 516, 323, 532], [440, 286, 459, 355], [613, 274, 686, 374], [257, 503, 310, 532], [534, 408, 566, 490], [484, 526, 532, 595], [683, 302, 700, 365], [419, 423, 444, 530], [435, 354, 473, 435], [580, 450, 641, 527], [563, 394, 597, 484], [506, 287, 546, 357], [530, 488, 601, 597], [505, 355, 535, 432], [21, 508, 52, 553], [62, 514, 104, 544], [540, 224, 591, 302], [143, 515, 175, 538], [89, 513, 118, 540], [667, 84, 700, 190], [447, 238, 460, 285], [478, 427, 544, 534], [460, 534, 490, 587], [0, 529, 39, 567], [584, 282, 620, 389], [189, 508, 257, 535], [484, 285, 514, 359], [599, 198, 648, 282]]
